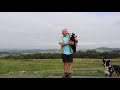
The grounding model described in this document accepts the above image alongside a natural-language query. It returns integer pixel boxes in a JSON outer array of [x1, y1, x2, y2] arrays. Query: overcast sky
[[0, 12, 120, 49]]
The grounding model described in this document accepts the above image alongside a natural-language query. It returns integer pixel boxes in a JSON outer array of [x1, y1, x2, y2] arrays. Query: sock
[[68, 73, 71, 75]]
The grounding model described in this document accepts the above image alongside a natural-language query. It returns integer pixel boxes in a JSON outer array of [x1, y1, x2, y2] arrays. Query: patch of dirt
[[47, 75, 119, 78], [73, 69, 100, 72], [47, 75, 62, 78]]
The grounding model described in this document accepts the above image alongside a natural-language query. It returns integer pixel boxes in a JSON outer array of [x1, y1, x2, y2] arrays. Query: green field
[[0, 58, 120, 78]]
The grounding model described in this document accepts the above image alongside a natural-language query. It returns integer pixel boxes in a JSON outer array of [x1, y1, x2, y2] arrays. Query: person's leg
[[68, 63, 73, 73], [63, 62, 69, 78], [68, 62, 73, 78], [62, 54, 68, 78], [67, 54, 73, 78]]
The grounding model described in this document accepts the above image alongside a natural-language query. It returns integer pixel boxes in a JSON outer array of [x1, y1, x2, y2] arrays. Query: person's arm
[[59, 38, 67, 47], [59, 41, 74, 47], [60, 41, 74, 47], [59, 37, 74, 47], [59, 42, 70, 47]]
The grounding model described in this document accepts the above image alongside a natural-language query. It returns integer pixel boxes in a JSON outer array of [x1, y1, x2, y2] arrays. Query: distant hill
[[1, 47, 120, 54], [0, 49, 60, 54], [94, 47, 120, 52], [111, 50, 120, 53]]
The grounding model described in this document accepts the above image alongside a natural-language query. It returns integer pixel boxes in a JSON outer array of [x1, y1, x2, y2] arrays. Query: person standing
[[59, 28, 78, 78]]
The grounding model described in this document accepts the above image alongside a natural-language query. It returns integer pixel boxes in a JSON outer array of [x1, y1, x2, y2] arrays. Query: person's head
[[62, 28, 68, 36]]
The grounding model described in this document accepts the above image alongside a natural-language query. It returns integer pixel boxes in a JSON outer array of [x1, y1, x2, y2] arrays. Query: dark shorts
[[62, 54, 73, 63]]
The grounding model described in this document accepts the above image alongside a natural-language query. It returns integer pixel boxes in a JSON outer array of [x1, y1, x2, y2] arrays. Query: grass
[[0, 58, 120, 78]]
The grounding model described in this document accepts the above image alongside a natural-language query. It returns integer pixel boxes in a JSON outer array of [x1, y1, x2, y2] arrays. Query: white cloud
[[0, 12, 120, 49]]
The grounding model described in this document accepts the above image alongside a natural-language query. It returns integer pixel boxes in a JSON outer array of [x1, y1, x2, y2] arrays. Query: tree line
[[1, 50, 120, 59]]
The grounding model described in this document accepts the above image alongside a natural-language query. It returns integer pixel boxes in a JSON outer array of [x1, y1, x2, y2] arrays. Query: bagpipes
[[68, 33, 78, 53]]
